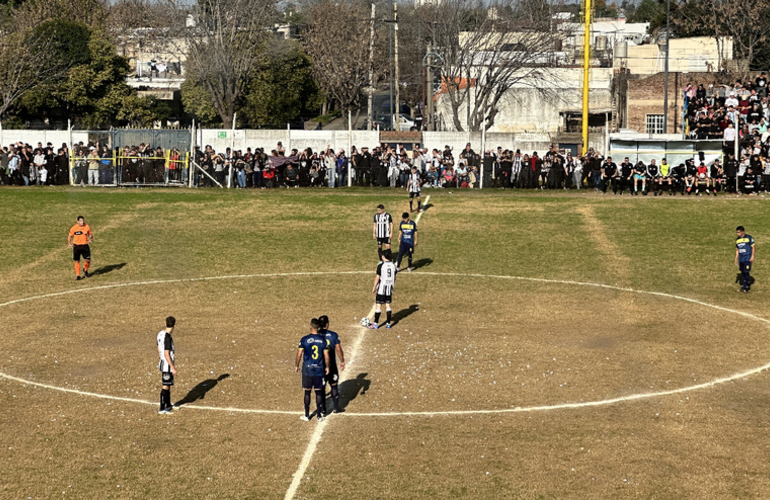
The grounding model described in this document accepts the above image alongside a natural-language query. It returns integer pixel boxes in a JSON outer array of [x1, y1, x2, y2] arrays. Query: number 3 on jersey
[[311, 345, 319, 360]]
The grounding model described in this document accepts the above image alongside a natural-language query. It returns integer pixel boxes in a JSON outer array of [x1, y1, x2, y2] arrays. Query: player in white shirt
[[156, 316, 178, 414], [369, 249, 397, 329], [407, 166, 422, 213]]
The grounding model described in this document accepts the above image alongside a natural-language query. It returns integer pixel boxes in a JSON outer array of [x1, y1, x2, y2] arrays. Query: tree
[[632, 0, 664, 25], [17, 30, 169, 127], [166, 0, 277, 126], [0, 18, 91, 118], [303, 0, 374, 119], [242, 40, 323, 127], [181, 69, 223, 127], [419, 0, 566, 132]]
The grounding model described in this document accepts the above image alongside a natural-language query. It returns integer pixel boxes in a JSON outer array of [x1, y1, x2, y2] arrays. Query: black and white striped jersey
[[373, 212, 393, 238], [376, 261, 397, 296], [408, 173, 421, 193], [157, 330, 174, 372]]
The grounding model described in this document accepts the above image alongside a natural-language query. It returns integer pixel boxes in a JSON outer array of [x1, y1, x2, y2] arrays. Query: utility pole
[[663, 0, 671, 134], [394, 2, 400, 132], [367, 3, 376, 131], [426, 46, 433, 132], [389, 3, 394, 131]]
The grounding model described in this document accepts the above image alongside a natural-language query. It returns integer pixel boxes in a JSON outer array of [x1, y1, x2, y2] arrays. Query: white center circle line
[[2, 271, 769, 416]]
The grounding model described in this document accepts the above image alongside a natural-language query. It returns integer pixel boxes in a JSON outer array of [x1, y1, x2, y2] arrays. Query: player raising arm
[[296, 318, 330, 422], [67, 215, 93, 281]]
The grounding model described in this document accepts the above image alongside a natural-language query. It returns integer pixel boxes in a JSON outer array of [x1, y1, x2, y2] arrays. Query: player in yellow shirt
[[67, 215, 93, 280]]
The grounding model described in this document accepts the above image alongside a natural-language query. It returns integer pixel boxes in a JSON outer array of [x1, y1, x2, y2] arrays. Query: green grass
[[2, 186, 770, 499]]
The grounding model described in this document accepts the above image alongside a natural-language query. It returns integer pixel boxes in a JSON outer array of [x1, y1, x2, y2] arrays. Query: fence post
[[189, 120, 195, 188]]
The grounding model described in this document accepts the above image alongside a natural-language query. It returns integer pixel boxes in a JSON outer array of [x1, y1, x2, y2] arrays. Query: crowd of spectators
[[4, 137, 769, 195], [684, 75, 770, 160]]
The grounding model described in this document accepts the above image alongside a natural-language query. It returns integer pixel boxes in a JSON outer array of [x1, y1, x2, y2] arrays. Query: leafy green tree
[[632, 0, 664, 26], [182, 41, 323, 128], [17, 30, 169, 127], [242, 41, 323, 128]]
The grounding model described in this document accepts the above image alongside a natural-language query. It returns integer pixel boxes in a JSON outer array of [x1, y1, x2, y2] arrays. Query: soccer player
[[646, 159, 661, 196], [396, 212, 418, 272], [373, 204, 393, 259], [318, 315, 346, 415], [295, 318, 330, 421], [658, 158, 673, 195], [67, 215, 93, 280], [600, 157, 618, 194], [735, 226, 755, 293], [157, 316, 177, 415], [370, 249, 397, 329], [710, 159, 724, 195], [695, 162, 709, 195], [407, 166, 422, 213]]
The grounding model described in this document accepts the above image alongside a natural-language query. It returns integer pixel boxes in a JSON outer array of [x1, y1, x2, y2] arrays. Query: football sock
[[304, 390, 311, 418], [74, 262, 80, 276], [386, 310, 392, 324], [409, 201, 413, 211], [321, 387, 327, 414], [315, 390, 324, 416], [160, 389, 170, 411], [417, 201, 422, 211], [374, 312, 381, 324], [331, 385, 340, 411], [378, 247, 382, 259], [84, 261, 90, 272]]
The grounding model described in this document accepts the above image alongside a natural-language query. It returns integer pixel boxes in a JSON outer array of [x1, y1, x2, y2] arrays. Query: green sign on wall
[[218, 131, 227, 139]]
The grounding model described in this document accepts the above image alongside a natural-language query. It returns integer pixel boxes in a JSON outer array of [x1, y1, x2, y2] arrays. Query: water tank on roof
[[614, 41, 628, 58], [595, 35, 608, 51]]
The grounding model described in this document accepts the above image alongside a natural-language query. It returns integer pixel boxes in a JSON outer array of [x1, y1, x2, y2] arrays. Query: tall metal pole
[[348, 109, 353, 187], [367, 3, 376, 131], [389, 3, 394, 131], [663, 0, 671, 134], [581, 0, 592, 155], [426, 51, 433, 131], [394, 2, 400, 132]]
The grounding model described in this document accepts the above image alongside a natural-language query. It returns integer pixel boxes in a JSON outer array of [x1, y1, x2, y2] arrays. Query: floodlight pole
[[581, 0, 592, 155]]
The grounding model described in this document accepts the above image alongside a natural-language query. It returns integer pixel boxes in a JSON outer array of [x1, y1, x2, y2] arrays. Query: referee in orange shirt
[[67, 215, 93, 280]]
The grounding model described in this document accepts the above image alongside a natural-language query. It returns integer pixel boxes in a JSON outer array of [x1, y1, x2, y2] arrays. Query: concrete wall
[[198, 129, 380, 155], [435, 67, 614, 133], [620, 37, 732, 75], [0, 129, 70, 148]]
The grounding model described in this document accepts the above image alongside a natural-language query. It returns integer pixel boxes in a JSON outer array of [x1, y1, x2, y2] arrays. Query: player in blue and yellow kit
[[735, 226, 756, 293], [318, 315, 346, 415], [295, 318, 330, 421], [396, 212, 418, 273]]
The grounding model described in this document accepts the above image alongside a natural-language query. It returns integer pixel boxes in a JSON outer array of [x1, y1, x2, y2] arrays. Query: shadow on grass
[[89, 263, 127, 276], [389, 304, 419, 327], [410, 258, 432, 270], [175, 374, 230, 407]]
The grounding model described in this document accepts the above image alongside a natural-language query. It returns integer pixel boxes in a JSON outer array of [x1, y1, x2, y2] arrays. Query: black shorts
[[161, 371, 174, 386], [409, 191, 421, 199], [377, 237, 391, 246], [325, 369, 339, 385], [73, 244, 91, 261], [302, 375, 324, 390], [376, 293, 392, 304]]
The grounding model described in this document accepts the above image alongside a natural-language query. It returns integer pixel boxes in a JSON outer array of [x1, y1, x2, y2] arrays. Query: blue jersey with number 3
[[736, 235, 755, 263], [298, 334, 328, 376]]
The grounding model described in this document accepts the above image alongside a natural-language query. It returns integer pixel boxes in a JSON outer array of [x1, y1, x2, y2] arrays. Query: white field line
[[2, 271, 770, 416], [282, 304, 375, 500]]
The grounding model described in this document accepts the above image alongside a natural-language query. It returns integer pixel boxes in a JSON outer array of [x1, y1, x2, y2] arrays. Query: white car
[[393, 114, 418, 131]]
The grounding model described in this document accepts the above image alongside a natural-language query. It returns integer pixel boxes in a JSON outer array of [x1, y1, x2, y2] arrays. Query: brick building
[[622, 71, 756, 135]]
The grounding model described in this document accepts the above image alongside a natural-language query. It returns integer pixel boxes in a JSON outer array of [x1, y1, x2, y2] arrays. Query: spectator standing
[[87, 148, 100, 185]]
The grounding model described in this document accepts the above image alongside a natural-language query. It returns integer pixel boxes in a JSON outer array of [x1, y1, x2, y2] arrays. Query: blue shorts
[[633, 174, 645, 180], [302, 375, 324, 390]]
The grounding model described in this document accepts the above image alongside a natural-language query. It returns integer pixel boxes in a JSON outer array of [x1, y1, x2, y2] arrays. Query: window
[[646, 114, 665, 134]]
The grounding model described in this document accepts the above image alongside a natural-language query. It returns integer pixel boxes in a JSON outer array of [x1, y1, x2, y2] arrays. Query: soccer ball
[[699, 173, 706, 179], [360, 317, 370, 327]]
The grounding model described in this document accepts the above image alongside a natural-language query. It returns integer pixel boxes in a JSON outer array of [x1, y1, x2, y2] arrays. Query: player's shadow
[[390, 304, 419, 327], [89, 263, 126, 276], [337, 373, 371, 410], [410, 258, 432, 270], [420, 203, 434, 212], [174, 374, 230, 407]]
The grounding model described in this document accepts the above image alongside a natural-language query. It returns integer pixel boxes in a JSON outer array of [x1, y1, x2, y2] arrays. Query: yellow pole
[[582, 0, 592, 156]]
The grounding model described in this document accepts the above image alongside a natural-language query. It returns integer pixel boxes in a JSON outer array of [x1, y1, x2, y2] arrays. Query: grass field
[[2, 186, 770, 499]]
